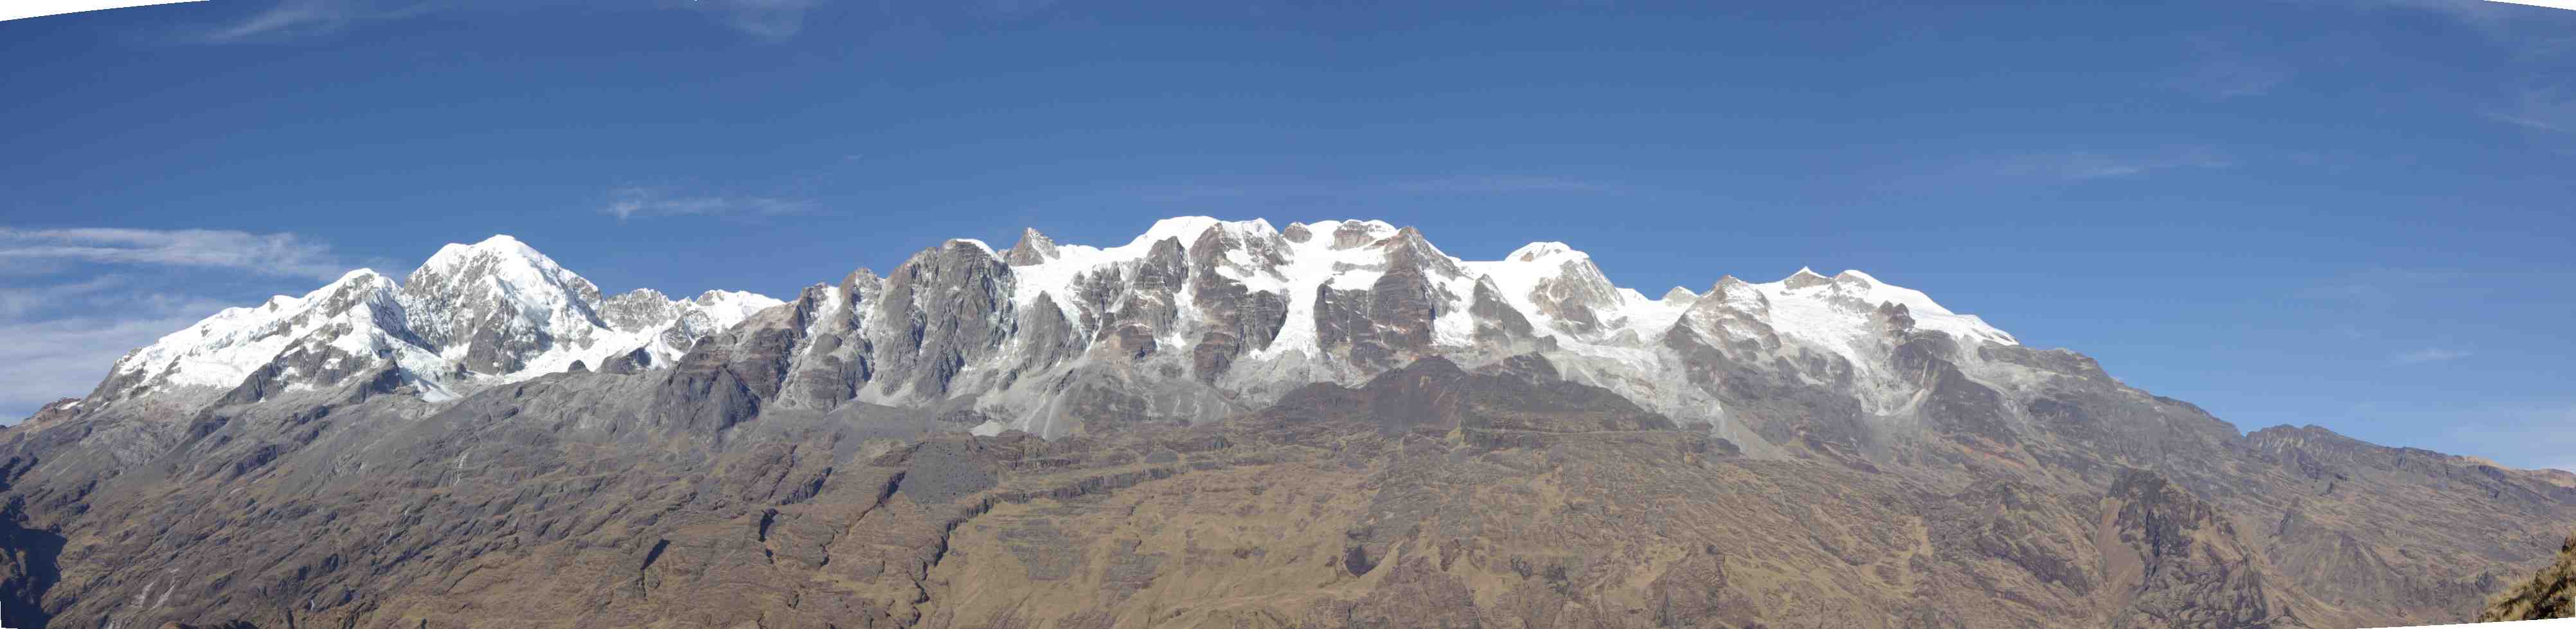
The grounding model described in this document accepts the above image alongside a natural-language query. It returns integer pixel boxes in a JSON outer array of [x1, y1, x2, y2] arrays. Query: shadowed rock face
[[1004, 228, 1060, 266], [2102, 470, 2285, 629], [1316, 250, 1446, 373], [5, 219, 2575, 629], [866, 241, 1019, 400], [655, 313, 798, 432], [766, 271, 880, 411], [1087, 237, 1190, 362], [1185, 228, 1290, 383]]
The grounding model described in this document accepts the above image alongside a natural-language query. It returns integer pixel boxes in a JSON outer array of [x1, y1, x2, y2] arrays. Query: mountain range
[[1, 216, 2567, 629]]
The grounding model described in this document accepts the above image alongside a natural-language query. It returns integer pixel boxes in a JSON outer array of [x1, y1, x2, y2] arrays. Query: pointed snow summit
[[399, 235, 611, 375], [1005, 228, 1060, 266], [92, 235, 781, 412]]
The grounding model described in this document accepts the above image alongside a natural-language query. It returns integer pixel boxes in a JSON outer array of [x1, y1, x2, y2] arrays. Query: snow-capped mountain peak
[[399, 235, 610, 375], [78, 218, 2019, 451], [812, 217, 2026, 441], [1134, 216, 1277, 250], [88, 235, 779, 413], [1005, 228, 1060, 266], [1507, 241, 1585, 262], [1781, 266, 1832, 289], [102, 267, 408, 399], [1753, 267, 2015, 346], [947, 238, 998, 258], [422, 233, 543, 266]]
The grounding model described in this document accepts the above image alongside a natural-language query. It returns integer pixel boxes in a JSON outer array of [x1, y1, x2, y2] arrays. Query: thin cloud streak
[[604, 187, 817, 221], [0, 283, 238, 421], [2391, 347, 2473, 364], [2406, 402, 2576, 472], [2172, 35, 2291, 101], [0, 228, 350, 420], [0, 311, 212, 420], [2296, 268, 2456, 307], [0, 227, 350, 281], [1139, 176, 1627, 203], [190, 0, 823, 42], [0, 275, 127, 319], [2334, 0, 2527, 27], [196, 0, 432, 42], [1391, 176, 1622, 194], [697, 0, 821, 39], [1985, 148, 2237, 182], [0, 233, 337, 420], [2178, 59, 2289, 100], [2487, 86, 2576, 132]]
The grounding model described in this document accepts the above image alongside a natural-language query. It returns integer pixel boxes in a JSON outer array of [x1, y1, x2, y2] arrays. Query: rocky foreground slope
[[2483, 531, 2576, 621], [1, 217, 2570, 628]]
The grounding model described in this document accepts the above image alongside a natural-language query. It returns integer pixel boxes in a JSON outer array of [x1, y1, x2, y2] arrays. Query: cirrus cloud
[[603, 187, 818, 221], [188, 0, 826, 42], [0, 227, 351, 281], [2391, 347, 2473, 365]]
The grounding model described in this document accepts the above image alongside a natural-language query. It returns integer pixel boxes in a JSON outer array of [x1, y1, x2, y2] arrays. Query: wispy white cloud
[[2336, 0, 2576, 134], [2172, 36, 2291, 101], [1391, 176, 1622, 194], [604, 187, 816, 221], [195, 0, 431, 42], [2487, 86, 2576, 132], [970, 0, 1061, 20], [0, 280, 238, 421], [0, 275, 127, 320], [0, 227, 350, 281], [2177, 59, 2289, 101], [2402, 401, 2576, 472], [1985, 147, 2236, 182], [191, 0, 825, 42], [0, 309, 213, 420], [2391, 347, 2473, 364], [2323, 401, 2576, 471], [2304, 0, 2526, 28], [2296, 268, 2455, 307], [691, 0, 821, 39], [0, 230, 353, 420], [1140, 176, 1625, 203]]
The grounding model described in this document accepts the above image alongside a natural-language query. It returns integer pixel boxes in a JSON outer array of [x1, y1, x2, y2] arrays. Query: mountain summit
[[87, 234, 781, 414], [2, 217, 2566, 629], [76, 217, 2014, 451]]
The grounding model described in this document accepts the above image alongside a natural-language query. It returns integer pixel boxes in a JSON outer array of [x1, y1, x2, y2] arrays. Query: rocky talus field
[[3, 217, 2569, 629]]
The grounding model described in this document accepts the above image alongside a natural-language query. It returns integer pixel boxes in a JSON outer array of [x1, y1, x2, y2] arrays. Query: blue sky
[[3, 0, 2572, 468]]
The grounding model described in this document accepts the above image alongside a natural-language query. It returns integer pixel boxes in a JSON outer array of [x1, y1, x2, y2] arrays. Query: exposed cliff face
[[2100, 470, 2288, 629], [3, 216, 2571, 629]]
